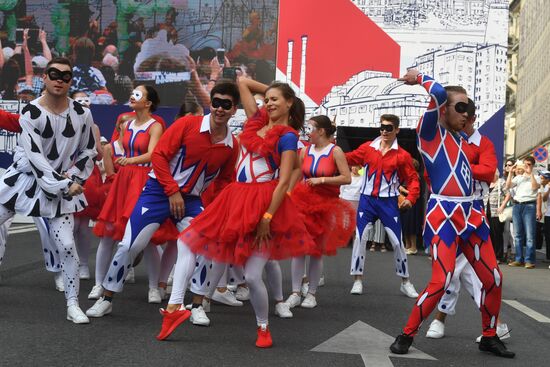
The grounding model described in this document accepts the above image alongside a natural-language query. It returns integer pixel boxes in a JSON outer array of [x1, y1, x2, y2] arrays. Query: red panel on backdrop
[[276, 0, 400, 104]]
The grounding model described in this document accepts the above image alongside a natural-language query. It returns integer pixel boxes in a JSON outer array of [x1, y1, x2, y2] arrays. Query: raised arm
[[186, 55, 211, 108], [39, 30, 52, 61], [237, 76, 268, 118]]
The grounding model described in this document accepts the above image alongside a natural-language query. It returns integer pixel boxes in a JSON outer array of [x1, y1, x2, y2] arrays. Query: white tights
[[291, 256, 323, 295], [244, 253, 270, 326]]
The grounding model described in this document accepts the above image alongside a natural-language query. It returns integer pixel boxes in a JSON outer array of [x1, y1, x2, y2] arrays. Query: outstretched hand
[[398, 69, 420, 85]]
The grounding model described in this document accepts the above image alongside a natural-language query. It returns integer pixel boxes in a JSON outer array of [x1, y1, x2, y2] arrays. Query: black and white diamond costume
[[0, 97, 96, 314]]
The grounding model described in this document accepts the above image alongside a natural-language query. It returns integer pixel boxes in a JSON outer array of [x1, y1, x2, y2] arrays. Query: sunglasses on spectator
[[46, 67, 73, 83], [449, 102, 469, 114], [212, 97, 233, 110], [380, 124, 395, 132]]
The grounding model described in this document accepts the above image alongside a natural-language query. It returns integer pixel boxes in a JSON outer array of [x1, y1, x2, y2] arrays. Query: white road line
[[503, 300, 550, 323], [8, 228, 37, 235]]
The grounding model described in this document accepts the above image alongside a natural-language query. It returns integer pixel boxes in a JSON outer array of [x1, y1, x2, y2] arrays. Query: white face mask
[[304, 123, 314, 136], [255, 99, 264, 108], [75, 97, 90, 107], [131, 90, 143, 102]]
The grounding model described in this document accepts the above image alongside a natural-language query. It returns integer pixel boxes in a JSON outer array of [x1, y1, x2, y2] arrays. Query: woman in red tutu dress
[[284, 115, 355, 309], [90, 85, 177, 301], [166, 80, 315, 348]]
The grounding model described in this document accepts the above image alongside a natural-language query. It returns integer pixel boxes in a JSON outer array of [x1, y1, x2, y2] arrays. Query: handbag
[[498, 206, 513, 223]]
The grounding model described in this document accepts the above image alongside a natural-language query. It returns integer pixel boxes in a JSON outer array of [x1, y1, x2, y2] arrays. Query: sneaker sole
[[274, 311, 293, 318], [67, 315, 90, 324], [157, 311, 191, 340], [86, 307, 112, 318], [190, 317, 210, 326]]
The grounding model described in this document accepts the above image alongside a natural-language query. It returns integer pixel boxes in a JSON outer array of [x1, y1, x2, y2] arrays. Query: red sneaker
[[255, 325, 273, 348], [156, 307, 191, 341]]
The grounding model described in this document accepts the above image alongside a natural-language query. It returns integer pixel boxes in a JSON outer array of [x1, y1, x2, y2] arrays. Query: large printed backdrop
[[1, 0, 508, 169]]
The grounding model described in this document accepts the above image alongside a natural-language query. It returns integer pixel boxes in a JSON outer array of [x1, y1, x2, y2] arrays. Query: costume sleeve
[[66, 110, 98, 182], [416, 73, 447, 143], [0, 109, 21, 133], [471, 137, 497, 184], [18, 112, 72, 194], [151, 117, 188, 196], [397, 150, 420, 205], [345, 142, 369, 166], [277, 132, 298, 153]]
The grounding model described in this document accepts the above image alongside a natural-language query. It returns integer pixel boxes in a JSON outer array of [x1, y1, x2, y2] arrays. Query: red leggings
[[403, 231, 502, 337]]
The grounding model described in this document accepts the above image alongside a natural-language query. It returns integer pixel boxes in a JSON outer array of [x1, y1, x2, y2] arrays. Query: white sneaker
[[88, 284, 104, 300], [426, 319, 445, 339], [285, 293, 302, 308], [86, 297, 112, 317], [54, 272, 64, 292], [235, 286, 250, 301], [274, 302, 293, 318], [301, 293, 317, 308], [190, 306, 210, 326], [350, 280, 363, 295], [185, 298, 211, 313], [125, 267, 135, 284], [67, 305, 90, 324], [159, 288, 168, 300], [318, 275, 325, 287], [79, 265, 90, 280], [227, 284, 237, 292], [211, 289, 243, 306], [400, 281, 419, 298], [148, 287, 162, 304], [301, 282, 309, 297], [475, 323, 511, 343]]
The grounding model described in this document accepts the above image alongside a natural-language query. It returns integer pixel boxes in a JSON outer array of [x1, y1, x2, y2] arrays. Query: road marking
[[503, 300, 550, 323], [8, 227, 37, 235], [312, 321, 436, 367]]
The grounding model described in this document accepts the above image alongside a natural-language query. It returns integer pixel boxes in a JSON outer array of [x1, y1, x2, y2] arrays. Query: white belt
[[430, 194, 474, 203]]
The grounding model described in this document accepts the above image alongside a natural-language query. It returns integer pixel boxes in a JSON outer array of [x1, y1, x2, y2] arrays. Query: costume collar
[[370, 136, 398, 151], [467, 129, 482, 146], [200, 114, 233, 148]]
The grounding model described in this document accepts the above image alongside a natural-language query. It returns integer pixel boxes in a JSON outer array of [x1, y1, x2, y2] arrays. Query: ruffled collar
[[239, 108, 297, 164]]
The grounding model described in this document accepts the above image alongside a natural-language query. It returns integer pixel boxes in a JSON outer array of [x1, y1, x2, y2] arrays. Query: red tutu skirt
[[292, 183, 356, 256], [180, 181, 315, 265], [93, 165, 178, 243], [75, 165, 107, 220]]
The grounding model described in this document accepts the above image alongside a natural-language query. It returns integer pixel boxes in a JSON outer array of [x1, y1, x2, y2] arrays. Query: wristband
[[262, 212, 273, 220]]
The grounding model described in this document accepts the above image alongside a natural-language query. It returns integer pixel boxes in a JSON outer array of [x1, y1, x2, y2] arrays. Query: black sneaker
[[390, 334, 413, 354], [479, 336, 515, 358]]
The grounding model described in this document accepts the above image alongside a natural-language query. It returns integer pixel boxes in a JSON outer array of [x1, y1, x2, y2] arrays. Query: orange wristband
[[263, 212, 273, 220]]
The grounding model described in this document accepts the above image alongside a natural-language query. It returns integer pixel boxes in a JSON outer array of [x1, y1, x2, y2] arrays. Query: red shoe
[[156, 307, 191, 341], [256, 325, 273, 348]]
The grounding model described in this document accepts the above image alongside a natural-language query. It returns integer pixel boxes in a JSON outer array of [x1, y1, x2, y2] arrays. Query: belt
[[429, 194, 474, 203], [513, 200, 536, 205]]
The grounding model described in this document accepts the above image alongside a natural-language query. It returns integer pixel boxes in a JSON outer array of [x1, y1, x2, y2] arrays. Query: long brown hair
[[265, 82, 305, 131]]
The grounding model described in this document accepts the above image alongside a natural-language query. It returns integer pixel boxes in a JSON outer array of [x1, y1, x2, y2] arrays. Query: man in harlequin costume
[[345, 114, 420, 298], [390, 69, 514, 358], [0, 58, 97, 324], [425, 99, 510, 342], [85, 82, 239, 323]]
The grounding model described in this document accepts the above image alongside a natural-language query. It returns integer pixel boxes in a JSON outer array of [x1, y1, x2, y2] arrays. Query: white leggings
[[0, 204, 80, 306], [244, 253, 271, 326], [265, 260, 283, 302], [168, 240, 226, 304], [291, 256, 323, 295], [74, 216, 92, 268], [159, 240, 178, 285]]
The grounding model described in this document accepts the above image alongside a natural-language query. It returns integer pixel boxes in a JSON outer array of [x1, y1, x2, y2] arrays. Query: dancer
[[0, 57, 97, 323], [389, 69, 514, 358], [89, 85, 176, 303], [157, 81, 315, 348], [86, 82, 240, 321], [425, 99, 510, 341], [285, 115, 355, 309], [346, 114, 420, 297]]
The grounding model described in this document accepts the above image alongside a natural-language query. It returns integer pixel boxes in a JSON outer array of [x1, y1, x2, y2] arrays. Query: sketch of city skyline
[[267, 0, 509, 130]]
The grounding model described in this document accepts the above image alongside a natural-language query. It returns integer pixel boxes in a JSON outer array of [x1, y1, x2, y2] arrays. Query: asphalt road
[[1, 226, 549, 367]]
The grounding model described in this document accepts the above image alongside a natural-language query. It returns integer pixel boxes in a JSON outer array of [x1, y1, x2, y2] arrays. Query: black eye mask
[[380, 124, 394, 133], [211, 97, 233, 110], [46, 67, 73, 83]]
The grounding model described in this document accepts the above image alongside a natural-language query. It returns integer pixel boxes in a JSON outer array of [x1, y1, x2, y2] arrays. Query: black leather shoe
[[479, 336, 515, 358], [390, 334, 413, 354]]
